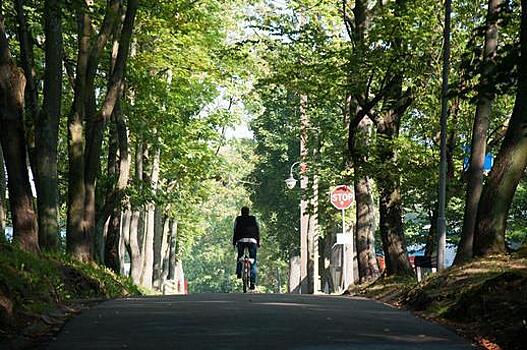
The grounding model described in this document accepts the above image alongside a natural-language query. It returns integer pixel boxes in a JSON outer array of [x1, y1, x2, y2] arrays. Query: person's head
[[241, 206, 250, 216]]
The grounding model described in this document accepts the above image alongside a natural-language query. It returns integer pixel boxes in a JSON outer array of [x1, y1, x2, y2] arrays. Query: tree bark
[[152, 208, 165, 290], [97, 116, 119, 263], [119, 207, 131, 275], [288, 255, 301, 293], [375, 78, 414, 277], [66, 0, 137, 261], [103, 101, 130, 271], [35, 0, 63, 251], [455, 0, 501, 264], [369, 0, 414, 277], [140, 145, 160, 289], [66, 5, 91, 261], [424, 207, 438, 257], [355, 176, 379, 282], [105, 207, 121, 273], [307, 173, 319, 293], [13, 0, 38, 162], [160, 217, 171, 288], [0, 12, 38, 252], [129, 141, 144, 283], [352, 114, 380, 283], [319, 233, 335, 293], [345, 1, 379, 283], [167, 220, 178, 280], [129, 207, 142, 283], [299, 94, 309, 293], [474, 1, 527, 256], [84, 0, 121, 130], [84, 0, 137, 262]]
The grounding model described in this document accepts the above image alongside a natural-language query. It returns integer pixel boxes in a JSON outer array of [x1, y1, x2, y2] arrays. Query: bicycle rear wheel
[[242, 261, 250, 293]]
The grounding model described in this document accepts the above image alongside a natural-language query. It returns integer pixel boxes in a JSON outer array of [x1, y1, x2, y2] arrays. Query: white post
[[350, 209, 354, 286], [342, 208, 347, 290]]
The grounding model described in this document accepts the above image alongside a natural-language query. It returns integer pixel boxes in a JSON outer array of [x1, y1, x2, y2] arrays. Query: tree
[[35, 0, 63, 250], [474, 0, 527, 256], [456, 0, 503, 265], [343, 0, 380, 282], [0, 4, 39, 252], [66, 0, 138, 261]]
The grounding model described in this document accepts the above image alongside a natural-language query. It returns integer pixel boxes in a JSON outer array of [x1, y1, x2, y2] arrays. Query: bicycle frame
[[239, 247, 255, 293]]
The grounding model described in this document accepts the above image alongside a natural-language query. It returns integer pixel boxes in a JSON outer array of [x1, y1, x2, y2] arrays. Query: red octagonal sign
[[331, 185, 354, 210]]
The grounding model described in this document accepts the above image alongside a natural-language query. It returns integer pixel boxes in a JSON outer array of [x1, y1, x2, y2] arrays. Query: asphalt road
[[45, 293, 472, 350]]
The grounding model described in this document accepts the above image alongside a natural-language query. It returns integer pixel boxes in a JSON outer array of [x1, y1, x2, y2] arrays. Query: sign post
[[330, 185, 354, 289]]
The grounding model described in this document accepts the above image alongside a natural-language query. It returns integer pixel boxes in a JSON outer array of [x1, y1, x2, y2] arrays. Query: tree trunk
[[103, 119, 121, 272], [140, 145, 160, 289], [102, 98, 130, 269], [14, 0, 38, 165], [375, 85, 414, 277], [160, 217, 171, 287], [424, 207, 438, 257], [456, 0, 501, 264], [104, 207, 121, 273], [168, 220, 178, 280], [129, 207, 142, 283], [120, 208, 131, 275], [378, 174, 412, 276], [288, 255, 301, 293], [34, 0, 63, 251], [152, 208, 165, 290], [319, 232, 335, 293], [0, 12, 39, 252], [299, 94, 309, 293], [98, 118, 119, 263], [351, 114, 380, 283], [474, 1, 527, 256], [0, 145, 6, 242], [345, 1, 379, 283], [84, 0, 137, 262], [129, 141, 144, 283], [66, 6, 91, 261], [307, 172, 319, 293], [355, 176, 379, 282]]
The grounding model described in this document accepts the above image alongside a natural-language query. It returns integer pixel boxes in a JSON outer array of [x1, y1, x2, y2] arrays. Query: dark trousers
[[236, 242, 257, 284]]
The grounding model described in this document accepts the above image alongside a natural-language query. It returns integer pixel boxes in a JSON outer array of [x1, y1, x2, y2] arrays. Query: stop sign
[[331, 185, 354, 210]]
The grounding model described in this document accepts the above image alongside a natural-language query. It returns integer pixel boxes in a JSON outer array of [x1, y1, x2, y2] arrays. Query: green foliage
[[508, 177, 527, 245], [183, 139, 289, 293]]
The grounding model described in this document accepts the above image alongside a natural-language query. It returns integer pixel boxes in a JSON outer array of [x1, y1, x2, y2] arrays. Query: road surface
[[45, 293, 472, 349]]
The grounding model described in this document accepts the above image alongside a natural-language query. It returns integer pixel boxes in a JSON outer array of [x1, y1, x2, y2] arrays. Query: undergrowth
[[356, 254, 527, 350], [0, 242, 142, 337]]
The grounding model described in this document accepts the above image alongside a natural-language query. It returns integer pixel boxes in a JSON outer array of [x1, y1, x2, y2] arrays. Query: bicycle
[[238, 247, 255, 293]]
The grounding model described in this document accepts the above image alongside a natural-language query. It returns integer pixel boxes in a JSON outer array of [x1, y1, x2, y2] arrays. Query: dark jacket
[[232, 215, 260, 246]]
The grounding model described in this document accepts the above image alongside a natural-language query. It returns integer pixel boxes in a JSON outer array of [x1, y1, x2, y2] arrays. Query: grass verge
[[353, 253, 527, 350], [0, 242, 142, 348]]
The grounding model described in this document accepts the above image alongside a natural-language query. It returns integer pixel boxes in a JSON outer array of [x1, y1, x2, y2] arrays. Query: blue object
[[462, 145, 493, 172], [484, 153, 494, 172]]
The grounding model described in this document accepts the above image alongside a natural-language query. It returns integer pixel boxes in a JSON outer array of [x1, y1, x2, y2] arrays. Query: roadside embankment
[[0, 243, 142, 348], [354, 252, 527, 350]]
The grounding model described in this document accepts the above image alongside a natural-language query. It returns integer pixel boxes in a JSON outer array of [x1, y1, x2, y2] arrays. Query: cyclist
[[232, 206, 260, 290]]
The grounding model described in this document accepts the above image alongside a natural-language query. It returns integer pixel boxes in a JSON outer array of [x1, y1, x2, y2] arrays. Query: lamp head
[[285, 175, 297, 189]]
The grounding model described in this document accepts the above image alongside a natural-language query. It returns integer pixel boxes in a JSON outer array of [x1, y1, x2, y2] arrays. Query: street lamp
[[285, 161, 300, 189]]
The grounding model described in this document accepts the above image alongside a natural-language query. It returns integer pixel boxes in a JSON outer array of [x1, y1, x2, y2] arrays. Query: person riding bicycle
[[233, 206, 260, 290]]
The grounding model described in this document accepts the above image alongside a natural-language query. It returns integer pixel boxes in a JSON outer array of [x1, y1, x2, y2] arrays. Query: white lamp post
[[285, 161, 300, 189]]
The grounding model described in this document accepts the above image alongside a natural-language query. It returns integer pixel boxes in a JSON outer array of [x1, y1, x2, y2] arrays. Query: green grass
[[0, 243, 142, 335], [356, 254, 527, 349]]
